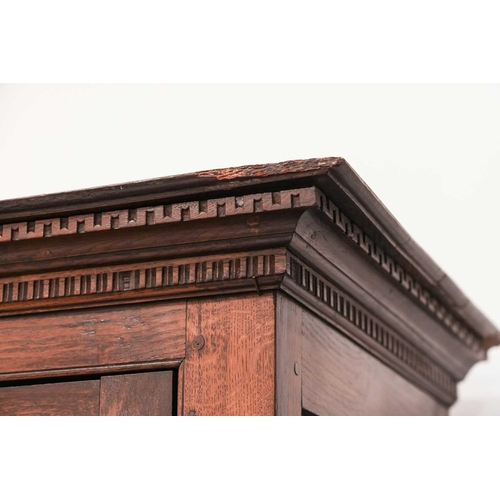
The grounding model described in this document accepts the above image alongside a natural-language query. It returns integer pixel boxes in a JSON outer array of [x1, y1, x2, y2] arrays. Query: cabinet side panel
[[183, 293, 275, 416], [302, 309, 448, 416], [276, 293, 302, 416], [0, 302, 186, 375]]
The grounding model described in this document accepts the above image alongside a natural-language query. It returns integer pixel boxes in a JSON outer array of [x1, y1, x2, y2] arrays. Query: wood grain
[[275, 293, 302, 416], [0, 302, 186, 375], [0, 379, 100, 416], [100, 371, 173, 416], [301, 309, 448, 416], [183, 293, 275, 416]]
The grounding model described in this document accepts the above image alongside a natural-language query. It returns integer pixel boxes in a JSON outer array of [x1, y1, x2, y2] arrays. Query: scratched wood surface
[[275, 293, 302, 416], [0, 379, 100, 416], [100, 371, 173, 416], [183, 293, 275, 416], [301, 309, 448, 416], [0, 302, 186, 376]]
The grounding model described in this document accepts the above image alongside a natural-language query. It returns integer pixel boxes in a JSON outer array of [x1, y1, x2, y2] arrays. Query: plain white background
[[0, 83, 498, 415]]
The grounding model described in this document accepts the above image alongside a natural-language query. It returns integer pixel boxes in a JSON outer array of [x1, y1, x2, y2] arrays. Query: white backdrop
[[1, 84, 498, 415]]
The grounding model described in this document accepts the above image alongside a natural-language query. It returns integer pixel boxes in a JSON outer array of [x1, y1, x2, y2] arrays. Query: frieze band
[[0, 250, 286, 305]]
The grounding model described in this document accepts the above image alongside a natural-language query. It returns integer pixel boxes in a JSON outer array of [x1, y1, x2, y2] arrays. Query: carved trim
[[314, 189, 483, 353], [0, 250, 286, 305], [0, 178, 481, 352], [0, 187, 316, 243], [285, 253, 456, 401]]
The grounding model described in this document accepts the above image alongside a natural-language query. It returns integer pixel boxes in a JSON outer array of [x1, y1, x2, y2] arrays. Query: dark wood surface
[[0, 379, 100, 416], [282, 255, 456, 406], [292, 210, 482, 379], [183, 293, 275, 416], [275, 293, 302, 416], [1, 156, 494, 347], [301, 308, 448, 416], [100, 371, 173, 416], [0, 302, 186, 376], [0, 370, 175, 416]]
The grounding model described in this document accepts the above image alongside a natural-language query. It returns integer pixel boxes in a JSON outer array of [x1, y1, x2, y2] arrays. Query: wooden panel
[[183, 293, 275, 416], [0, 302, 186, 375], [0, 379, 100, 416], [301, 309, 448, 416], [100, 371, 173, 416], [275, 293, 302, 416]]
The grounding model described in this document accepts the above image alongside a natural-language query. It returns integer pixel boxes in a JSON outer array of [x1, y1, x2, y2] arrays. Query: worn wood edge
[[0, 360, 183, 383], [0, 158, 341, 223], [281, 274, 456, 407]]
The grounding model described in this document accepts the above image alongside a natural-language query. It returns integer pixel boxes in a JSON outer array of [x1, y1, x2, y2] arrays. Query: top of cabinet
[[1, 156, 497, 350]]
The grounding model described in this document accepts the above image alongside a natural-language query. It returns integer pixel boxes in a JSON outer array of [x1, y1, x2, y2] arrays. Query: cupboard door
[[0, 371, 174, 416], [100, 371, 173, 416], [0, 379, 100, 416]]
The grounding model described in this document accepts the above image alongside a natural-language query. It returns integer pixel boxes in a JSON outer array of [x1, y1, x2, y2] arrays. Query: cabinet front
[[0, 301, 185, 416]]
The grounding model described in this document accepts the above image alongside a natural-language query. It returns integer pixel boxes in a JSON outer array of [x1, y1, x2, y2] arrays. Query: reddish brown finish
[[0, 302, 186, 376], [196, 157, 343, 180], [100, 371, 173, 416], [183, 293, 275, 416], [0, 379, 100, 416], [0, 157, 496, 415]]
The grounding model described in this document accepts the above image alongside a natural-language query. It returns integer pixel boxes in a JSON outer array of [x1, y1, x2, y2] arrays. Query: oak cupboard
[[0, 158, 497, 415]]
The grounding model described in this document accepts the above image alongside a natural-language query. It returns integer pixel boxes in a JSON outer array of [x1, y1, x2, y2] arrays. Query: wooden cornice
[[1, 157, 498, 406]]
